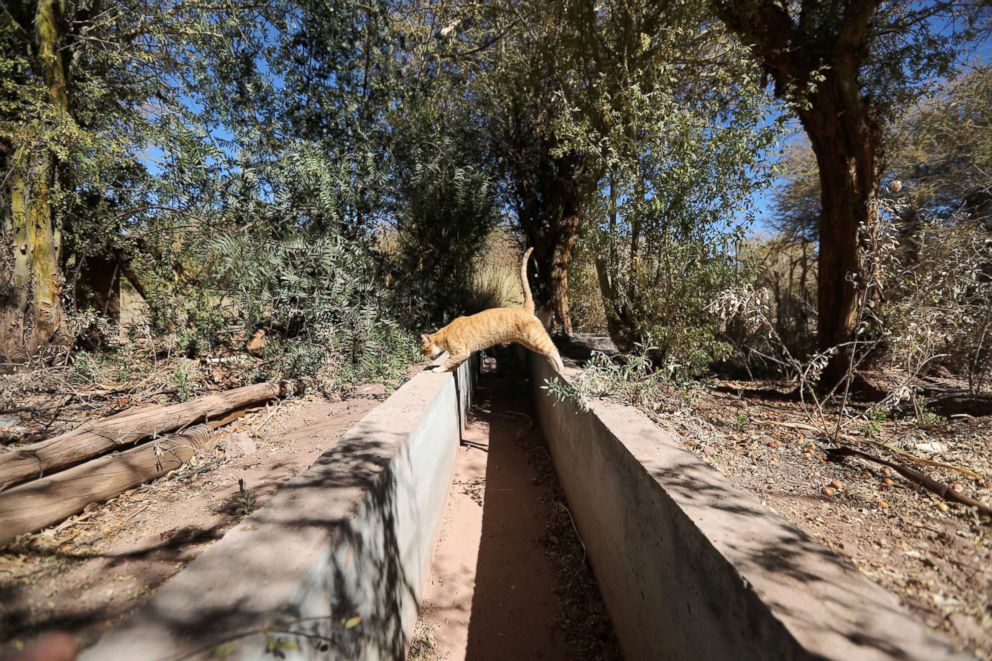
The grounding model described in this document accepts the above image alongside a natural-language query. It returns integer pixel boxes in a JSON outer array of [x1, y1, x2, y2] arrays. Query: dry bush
[[883, 219, 992, 393]]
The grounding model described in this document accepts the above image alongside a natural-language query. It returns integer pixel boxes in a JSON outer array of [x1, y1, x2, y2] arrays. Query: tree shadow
[[70, 363, 478, 659]]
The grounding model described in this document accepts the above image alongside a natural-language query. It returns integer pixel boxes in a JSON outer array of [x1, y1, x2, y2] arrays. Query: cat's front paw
[[430, 365, 448, 373]]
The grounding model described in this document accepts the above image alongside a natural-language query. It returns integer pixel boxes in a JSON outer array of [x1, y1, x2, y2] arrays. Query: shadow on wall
[[74, 361, 471, 660]]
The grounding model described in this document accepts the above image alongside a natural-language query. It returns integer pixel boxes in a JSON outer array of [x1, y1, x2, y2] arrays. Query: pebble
[[822, 487, 836, 497], [831, 479, 844, 490], [222, 432, 257, 458], [879, 500, 889, 509], [937, 502, 949, 513]]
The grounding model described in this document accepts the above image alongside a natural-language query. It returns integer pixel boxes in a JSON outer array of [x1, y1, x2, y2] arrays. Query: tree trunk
[[0, 0, 69, 360], [594, 255, 637, 353], [0, 381, 294, 489], [595, 172, 638, 352], [800, 76, 882, 387], [710, 0, 887, 389], [529, 212, 580, 336], [0, 424, 217, 547], [0, 152, 64, 360]]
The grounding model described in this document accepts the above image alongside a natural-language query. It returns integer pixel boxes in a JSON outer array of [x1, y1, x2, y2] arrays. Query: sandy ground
[[0, 391, 383, 658], [413, 363, 619, 661]]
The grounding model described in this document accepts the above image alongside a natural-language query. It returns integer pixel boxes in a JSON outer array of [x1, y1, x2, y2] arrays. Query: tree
[[711, 0, 990, 385], [0, 0, 268, 359], [448, 0, 601, 334], [510, 0, 778, 361]]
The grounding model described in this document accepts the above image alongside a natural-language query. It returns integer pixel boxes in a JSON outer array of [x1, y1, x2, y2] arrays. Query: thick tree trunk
[[711, 0, 886, 390], [595, 173, 638, 352], [0, 425, 217, 547], [529, 212, 580, 335], [594, 256, 637, 353], [0, 0, 69, 360], [801, 76, 882, 387], [0, 153, 64, 360], [0, 381, 294, 489]]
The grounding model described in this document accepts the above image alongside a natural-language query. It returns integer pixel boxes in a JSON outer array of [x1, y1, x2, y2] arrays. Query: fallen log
[[0, 425, 218, 547], [0, 381, 293, 490]]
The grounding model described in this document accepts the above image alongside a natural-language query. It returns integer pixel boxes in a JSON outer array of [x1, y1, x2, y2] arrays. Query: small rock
[[950, 482, 964, 493], [879, 500, 889, 509], [883, 478, 894, 486], [223, 432, 257, 458], [831, 480, 844, 490], [246, 329, 267, 355], [822, 487, 836, 498], [936, 501, 949, 513], [949, 612, 984, 643], [914, 441, 947, 455], [354, 383, 387, 398]]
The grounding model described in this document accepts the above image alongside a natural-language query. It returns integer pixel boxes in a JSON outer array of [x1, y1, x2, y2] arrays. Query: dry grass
[[465, 232, 525, 312]]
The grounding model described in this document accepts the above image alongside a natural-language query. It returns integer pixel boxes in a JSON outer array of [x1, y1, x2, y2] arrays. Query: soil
[[0, 390, 384, 658], [642, 377, 992, 659], [412, 357, 620, 661]]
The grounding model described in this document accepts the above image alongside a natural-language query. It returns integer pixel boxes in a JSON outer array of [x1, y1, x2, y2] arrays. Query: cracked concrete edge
[[82, 356, 477, 661], [531, 357, 970, 661]]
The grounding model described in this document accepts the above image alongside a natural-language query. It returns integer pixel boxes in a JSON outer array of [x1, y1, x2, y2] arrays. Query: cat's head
[[420, 333, 443, 359]]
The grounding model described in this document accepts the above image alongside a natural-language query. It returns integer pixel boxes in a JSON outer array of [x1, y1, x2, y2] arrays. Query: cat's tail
[[520, 247, 535, 314]]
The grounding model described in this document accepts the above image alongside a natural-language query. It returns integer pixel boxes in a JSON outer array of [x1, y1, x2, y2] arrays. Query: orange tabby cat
[[421, 247, 565, 373]]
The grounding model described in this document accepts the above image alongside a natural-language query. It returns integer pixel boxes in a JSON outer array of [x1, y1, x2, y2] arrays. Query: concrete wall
[[83, 357, 476, 661], [530, 358, 968, 661]]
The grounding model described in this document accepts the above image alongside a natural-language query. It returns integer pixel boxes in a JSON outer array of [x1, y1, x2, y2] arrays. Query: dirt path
[[414, 367, 619, 661], [0, 392, 382, 658]]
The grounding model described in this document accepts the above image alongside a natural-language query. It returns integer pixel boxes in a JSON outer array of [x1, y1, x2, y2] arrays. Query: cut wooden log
[[0, 425, 217, 547], [0, 381, 293, 490]]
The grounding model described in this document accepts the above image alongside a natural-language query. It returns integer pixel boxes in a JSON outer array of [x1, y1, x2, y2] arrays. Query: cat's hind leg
[[545, 350, 565, 374]]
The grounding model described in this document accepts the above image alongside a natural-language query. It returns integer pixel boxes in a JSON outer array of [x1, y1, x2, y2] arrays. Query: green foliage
[[914, 397, 948, 430], [599, 230, 756, 377], [233, 478, 257, 516], [767, 66, 992, 390], [387, 140, 500, 327], [205, 230, 417, 386], [71, 350, 102, 383], [861, 407, 887, 439], [734, 413, 750, 433], [542, 343, 691, 413], [173, 359, 195, 402]]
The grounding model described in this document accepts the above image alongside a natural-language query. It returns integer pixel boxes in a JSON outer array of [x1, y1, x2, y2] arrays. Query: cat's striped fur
[[421, 247, 565, 373]]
